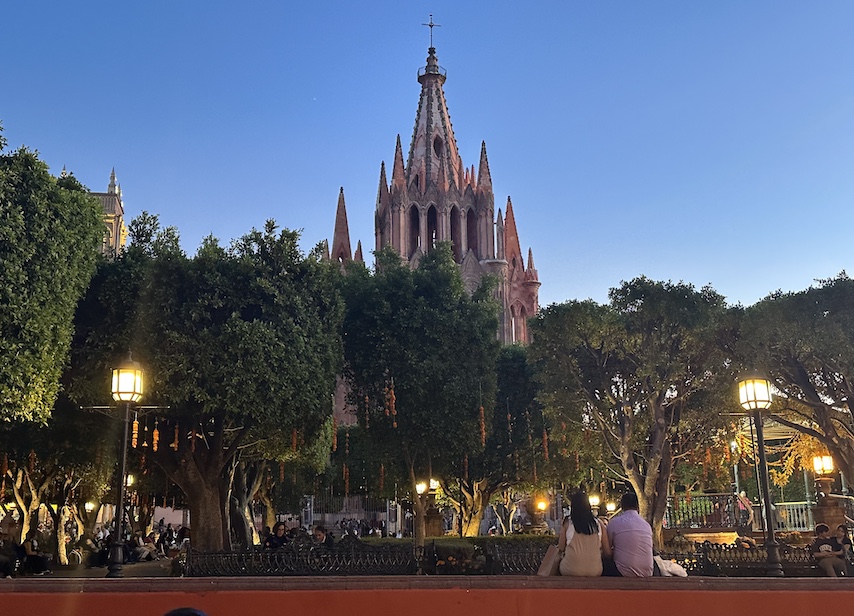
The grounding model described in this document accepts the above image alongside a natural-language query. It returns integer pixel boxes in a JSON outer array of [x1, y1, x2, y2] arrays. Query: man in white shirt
[[605, 492, 654, 577]]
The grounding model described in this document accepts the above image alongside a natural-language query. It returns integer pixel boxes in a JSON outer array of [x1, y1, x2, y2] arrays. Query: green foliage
[[738, 272, 854, 481], [340, 244, 500, 488], [529, 277, 735, 533], [0, 148, 103, 422], [68, 217, 344, 550]]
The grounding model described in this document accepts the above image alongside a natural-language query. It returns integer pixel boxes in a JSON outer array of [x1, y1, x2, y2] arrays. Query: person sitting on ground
[[313, 525, 334, 548], [22, 530, 50, 575], [558, 491, 612, 577], [811, 523, 846, 577], [263, 522, 288, 550], [604, 492, 654, 577]]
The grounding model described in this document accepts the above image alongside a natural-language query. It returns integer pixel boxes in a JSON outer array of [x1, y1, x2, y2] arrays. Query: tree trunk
[[494, 489, 518, 535], [151, 416, 249, 552], [458, 478, 492, 537]]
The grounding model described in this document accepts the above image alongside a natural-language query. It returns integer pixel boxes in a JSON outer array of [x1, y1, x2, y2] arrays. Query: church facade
[[330, 46, 539, 344]]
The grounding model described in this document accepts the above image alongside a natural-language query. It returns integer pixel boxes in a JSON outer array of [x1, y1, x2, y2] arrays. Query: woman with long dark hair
[[557, 492, 612, 576]]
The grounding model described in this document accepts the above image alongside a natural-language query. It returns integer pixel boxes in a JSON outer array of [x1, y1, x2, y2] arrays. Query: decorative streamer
[[131, 414, 139, 448], [542, 430, 549, 461], [152, 421, 160, 452], [463, 455, 469, 481], [172, 424, 179, 450], [343, 463, 350, 496], [345, 430, 350, 456], [478, 406, 486, 447], [279, 461, 285, 483], [332, 417, 338, 452]]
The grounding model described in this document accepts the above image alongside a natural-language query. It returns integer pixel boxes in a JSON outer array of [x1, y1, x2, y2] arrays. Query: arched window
[[433, 136, 444, 158], [427, 205, 438, 250], [466, 209, 478, 259], [450, 205, 462, 262], [408, 205, 421, 258]]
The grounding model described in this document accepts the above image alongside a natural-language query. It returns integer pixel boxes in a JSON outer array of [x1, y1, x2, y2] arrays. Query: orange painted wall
[[2, 588, 845, 616]]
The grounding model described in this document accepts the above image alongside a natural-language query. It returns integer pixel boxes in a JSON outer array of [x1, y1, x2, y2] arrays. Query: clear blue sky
[[3, 1, 853, 307]]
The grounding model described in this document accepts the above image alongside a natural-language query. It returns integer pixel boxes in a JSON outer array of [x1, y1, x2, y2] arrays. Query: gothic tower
[[330, 46, 539, 344], [88, 167, 128, 257]]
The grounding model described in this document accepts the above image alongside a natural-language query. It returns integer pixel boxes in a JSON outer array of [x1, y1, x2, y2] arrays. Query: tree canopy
[[340, 244, 500, 544], [70, 218, 344, 550], [738, 273, 854, 483], [529, 277, 736, 545], [0, 138, 103, 422]]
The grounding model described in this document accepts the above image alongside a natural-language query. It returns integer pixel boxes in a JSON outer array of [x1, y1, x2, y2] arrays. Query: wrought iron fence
[[185, 535, 422, 577]]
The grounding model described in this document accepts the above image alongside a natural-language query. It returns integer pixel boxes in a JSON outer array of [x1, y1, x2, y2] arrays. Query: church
[[329, 45, 540, 345]]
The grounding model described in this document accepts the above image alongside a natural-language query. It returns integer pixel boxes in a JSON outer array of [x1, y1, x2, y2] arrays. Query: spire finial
[[421, 14, 441, 48]]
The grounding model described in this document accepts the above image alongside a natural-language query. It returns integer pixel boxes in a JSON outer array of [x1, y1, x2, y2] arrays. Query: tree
[[738, 274, 854, 484], [0, 136, 103, 422], [340, 245, 499, 546], [70, 219, 344, 551], [444, 345, 553, 536], [529, 277, 736, 547]]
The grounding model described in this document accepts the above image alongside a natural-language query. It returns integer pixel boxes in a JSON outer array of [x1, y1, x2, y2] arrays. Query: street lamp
[[107, 352, 144, 579], [813, 455, 835, 499], [737, 374, 783, 577], [588, 494, 600, 517]]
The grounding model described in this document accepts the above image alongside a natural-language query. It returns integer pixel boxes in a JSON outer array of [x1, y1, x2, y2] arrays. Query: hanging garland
[[131, 413, 139, 448], [152, 421, 160, 452], [343, 463, 350, 496], [479, 406, 486, 447], [332, 417, 338, 452]]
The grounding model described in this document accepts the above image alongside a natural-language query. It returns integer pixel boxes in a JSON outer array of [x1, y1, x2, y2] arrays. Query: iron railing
[[185, 535, 422, 577], [664, 493, 736, 529]]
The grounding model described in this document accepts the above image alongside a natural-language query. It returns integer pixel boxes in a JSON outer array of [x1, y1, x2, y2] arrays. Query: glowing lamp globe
[[111, 355, 144, 403], [738, 376, 772, 411]]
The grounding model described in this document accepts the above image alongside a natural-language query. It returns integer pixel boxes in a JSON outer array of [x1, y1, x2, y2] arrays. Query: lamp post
[[107, 353, 144, 579], [737, 375, 783, 577]]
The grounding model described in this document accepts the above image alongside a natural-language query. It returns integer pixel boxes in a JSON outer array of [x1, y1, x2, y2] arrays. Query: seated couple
[[557, 492, 653, 577]]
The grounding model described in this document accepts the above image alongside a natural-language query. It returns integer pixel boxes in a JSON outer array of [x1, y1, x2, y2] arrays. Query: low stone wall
[[1, 577, 852, 616]]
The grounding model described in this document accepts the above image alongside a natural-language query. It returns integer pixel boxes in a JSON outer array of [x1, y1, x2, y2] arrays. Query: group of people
[[556, 492, 657, 577], [261, 523, 334, 550], [811, 523, 853, 577]]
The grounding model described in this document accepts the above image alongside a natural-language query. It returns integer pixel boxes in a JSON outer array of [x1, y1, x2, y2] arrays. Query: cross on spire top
[[422, 14, 441, 48]]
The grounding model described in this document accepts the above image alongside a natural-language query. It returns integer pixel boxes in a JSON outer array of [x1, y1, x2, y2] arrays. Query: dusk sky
[[4, 2, 853, 308]]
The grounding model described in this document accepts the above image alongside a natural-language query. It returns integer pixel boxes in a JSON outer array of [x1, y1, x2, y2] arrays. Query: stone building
[[89, 168, 128, 256], [330, 46, 540, 344]]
